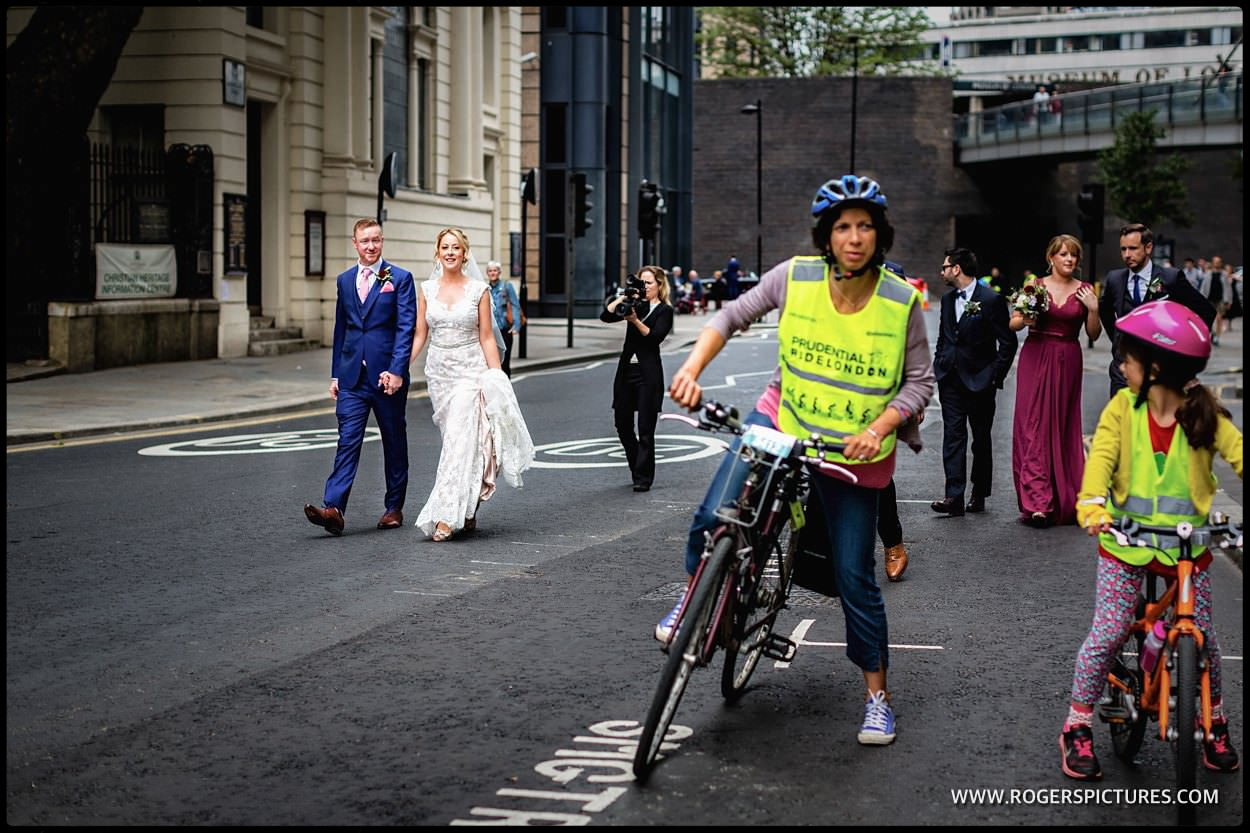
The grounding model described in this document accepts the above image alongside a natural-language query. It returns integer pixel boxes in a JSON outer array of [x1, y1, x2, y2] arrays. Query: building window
[[1144, 29, 1187, 49], [382, 8, 410, 189], [974, 38, 1013, 57], [483, 7, 498, 110], [414, 58, 429, 190]]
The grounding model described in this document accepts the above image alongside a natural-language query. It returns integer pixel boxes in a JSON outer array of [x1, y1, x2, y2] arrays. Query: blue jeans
[[683, 408, 888, 673], [809, 472, 889, 673]]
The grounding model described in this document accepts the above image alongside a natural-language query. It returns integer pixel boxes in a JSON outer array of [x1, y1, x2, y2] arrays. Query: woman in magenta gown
[[1010, 234, 1103, 527]]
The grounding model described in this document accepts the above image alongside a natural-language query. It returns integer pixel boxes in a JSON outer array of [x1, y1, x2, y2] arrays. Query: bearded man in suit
[[1099, 223, 1215, 396]]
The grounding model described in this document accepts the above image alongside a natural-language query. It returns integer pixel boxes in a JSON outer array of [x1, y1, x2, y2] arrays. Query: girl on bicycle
[[665, 175, 934, 746], [1061, 299, 1241, 780]]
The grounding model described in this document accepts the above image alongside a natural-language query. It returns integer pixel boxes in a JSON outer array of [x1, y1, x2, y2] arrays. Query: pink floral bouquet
[[1009, 281, 1050, 319]]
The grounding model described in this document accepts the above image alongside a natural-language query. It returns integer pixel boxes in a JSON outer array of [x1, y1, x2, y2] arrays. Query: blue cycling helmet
[[811, 175, 889, 217], [810, 174, 895, 275]]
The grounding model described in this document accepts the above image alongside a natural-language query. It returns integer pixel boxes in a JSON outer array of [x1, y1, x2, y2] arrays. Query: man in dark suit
[[1099, 223, 1215, 396], [931, 247, 1018, 517], [304, 217, 417, 535]]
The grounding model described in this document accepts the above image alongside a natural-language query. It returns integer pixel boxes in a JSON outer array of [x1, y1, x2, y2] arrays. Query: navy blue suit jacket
[[331, 259, 417, 388]]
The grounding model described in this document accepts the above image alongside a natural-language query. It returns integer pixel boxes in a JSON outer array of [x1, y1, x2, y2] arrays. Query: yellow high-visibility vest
[[1100, 389, 1206, 566], [776, 257, 917, 464]]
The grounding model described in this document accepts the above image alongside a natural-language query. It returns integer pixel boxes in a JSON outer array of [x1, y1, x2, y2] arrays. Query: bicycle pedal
[[762, 633, 797, 662], [1098, 704, 1132, 724]]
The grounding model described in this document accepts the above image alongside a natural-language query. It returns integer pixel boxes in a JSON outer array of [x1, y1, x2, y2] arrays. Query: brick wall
[[693, 75, 1244, 293]]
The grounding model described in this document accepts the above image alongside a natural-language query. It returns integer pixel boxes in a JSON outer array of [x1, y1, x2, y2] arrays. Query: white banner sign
[[95, 244, 178, 299]]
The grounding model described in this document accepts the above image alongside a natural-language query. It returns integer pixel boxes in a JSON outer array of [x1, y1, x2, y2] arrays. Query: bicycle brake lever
[[1108, 527, 1132, 548], [659, 412, 700, 428], [811, 460, 859, 485]]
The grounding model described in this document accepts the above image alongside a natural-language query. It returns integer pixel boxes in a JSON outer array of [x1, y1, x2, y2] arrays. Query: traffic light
[[638, 181, 662, 238], [572, 172, 594, 237], [1077, 183, 1105, 244]]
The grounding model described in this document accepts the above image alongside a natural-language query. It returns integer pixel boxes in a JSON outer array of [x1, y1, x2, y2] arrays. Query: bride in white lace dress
[[409, 228, 535, 541]]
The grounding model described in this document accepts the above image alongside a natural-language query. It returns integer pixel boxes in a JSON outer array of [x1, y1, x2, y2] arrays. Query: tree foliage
[[697, 6, 942, 79], [1097, 110, 1194, 229]]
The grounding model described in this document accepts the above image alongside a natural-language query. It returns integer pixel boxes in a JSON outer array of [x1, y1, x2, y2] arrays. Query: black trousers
[[501, 330, 515, 377], [613, 366, 658, 487], [938, 375, 997, 500], [877, 477, 902, 549]]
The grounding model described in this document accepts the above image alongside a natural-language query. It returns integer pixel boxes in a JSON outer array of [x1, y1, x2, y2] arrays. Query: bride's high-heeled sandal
[[432, 522, 453, 542]]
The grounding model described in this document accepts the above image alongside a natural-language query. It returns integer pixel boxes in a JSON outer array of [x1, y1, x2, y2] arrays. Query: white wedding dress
[[415, 277, 535, 536]]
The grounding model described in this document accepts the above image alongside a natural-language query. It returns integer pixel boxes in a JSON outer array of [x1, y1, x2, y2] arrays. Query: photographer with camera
[[600, 266, 674, 492]]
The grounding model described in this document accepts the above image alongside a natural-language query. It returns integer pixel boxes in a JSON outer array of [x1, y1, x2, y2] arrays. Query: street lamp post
[[849, 35, 860, 172], [739, 99, 762, 281]]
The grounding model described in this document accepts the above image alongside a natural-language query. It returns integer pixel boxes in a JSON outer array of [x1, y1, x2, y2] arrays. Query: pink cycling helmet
[[1115, 299, 1211, 359]]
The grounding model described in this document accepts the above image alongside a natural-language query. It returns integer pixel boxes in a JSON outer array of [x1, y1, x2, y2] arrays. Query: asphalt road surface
[[6, 327, 1243, 825]]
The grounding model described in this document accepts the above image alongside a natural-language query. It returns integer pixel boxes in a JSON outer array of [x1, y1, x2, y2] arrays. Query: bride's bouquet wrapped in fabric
[[1009, 281, 1050, 319]]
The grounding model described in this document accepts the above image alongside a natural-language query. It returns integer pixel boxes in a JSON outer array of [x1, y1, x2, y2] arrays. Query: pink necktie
[[358, 267, 372, 302]]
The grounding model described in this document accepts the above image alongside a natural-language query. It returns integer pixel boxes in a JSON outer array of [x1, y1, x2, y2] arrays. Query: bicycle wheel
[[1174, 634, 1198, 825], [1107, 626, 1148, 761], [633, 538, 732, 782], [721, 518, 796, 702]]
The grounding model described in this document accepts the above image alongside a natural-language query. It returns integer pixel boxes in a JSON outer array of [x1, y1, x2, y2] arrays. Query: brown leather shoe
[[884, 543, 909, 581], [930, 496, 965, 516], [304, 503, 344, 535], [377, 509, 403, 529]]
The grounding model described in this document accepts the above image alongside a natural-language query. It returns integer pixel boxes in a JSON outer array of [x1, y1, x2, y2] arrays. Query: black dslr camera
[[614, 273, 650, 319]]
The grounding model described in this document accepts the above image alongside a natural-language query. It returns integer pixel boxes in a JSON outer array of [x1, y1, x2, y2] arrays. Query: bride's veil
[[428, 250, 509, 365]]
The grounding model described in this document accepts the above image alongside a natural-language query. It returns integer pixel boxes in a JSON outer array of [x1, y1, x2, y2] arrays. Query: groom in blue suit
[[305, 218, 417, 535]]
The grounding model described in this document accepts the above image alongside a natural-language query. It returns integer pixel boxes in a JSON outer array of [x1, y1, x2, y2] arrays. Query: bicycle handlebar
[[1108, 513, 1243, 550], [660, 399, 857, 484]]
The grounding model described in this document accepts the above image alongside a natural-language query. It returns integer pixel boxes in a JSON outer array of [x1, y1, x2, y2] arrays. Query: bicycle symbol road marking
[[137, 428, 380, 456], [531, 434, 726, 468]]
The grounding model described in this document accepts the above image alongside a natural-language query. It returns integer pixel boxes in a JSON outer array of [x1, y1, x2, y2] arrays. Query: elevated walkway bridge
[[955, 73, 1242, 164]]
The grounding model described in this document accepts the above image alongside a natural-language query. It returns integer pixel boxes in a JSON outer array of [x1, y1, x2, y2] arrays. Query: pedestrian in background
[[1182, 256, 1202, 290], [304, 217, 417, 536], [723, 255, 742, 301], [1199, 255, 1231, 345], [486, 259, 522, 377]]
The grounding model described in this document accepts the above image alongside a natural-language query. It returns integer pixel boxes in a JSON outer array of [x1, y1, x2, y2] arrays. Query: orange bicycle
[[1098, 512, 1241, 825]]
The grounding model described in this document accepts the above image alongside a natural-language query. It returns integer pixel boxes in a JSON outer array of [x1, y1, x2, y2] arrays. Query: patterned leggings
[[1070, 556, 1222, 706]]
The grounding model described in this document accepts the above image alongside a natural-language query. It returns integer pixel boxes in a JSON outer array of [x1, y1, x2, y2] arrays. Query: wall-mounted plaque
[[224, 193, 247, 275], [305, 210, 326, 277], [223, 59, 246, 107]]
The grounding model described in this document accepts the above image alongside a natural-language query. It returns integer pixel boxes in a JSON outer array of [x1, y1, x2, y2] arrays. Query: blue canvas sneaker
[[654, 589, 687, 643], [857, 690, 897, 745]]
